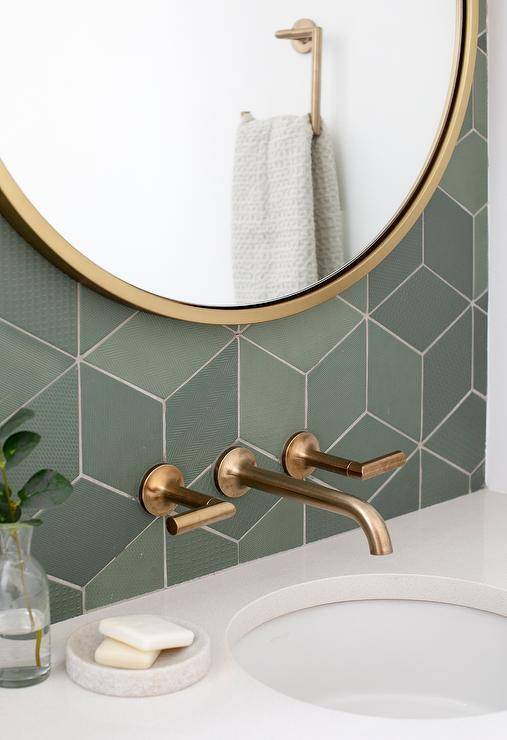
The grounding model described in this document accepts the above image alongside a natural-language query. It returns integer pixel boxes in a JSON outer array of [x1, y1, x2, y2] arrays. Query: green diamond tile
[[166, 527, 237, 586], [369, 219, 423, 310], [476, 292, 488, 312], [166, 343, 237, 482], [85, 519, 164, 609], [206, 448, 282, 540], [244, 298, 362, 372], [314, 414, 417, 501], [474, 208, 488, 299], [424, 189, 473, 297], [240, 339, 304, 454], [239, 498, 303, 563], [370, 451, 420, 521], [7, 368, 79, 496], [86, 313, 231, 398], [368, 322, 421, 439], [423, 310, 472, 437], [421, 450, 469, 508], [80, 286, 135, 354], [308, 322, 366, 450], [425, 393, 486, 472], [340, 277, 367, 312], [33, 478, 152, 585], [473, 307, 487, 395], [81, 364, 163, 494], [459, 97, 473, 140], [474, 50, 487, 139], [0, 321, 73, 422], [471, 462, 485, 491], [372, 268, 468, 351], [479, 0, 486, 34], [478, 33, 487, 54], [0, 217, 77, 354], [306, 502, 357, 544], [49, 580, 83, 624], [440, 133, 488, 214]]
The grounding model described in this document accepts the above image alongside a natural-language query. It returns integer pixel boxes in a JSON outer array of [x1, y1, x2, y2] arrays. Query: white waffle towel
[[232, 113, 343, 304]]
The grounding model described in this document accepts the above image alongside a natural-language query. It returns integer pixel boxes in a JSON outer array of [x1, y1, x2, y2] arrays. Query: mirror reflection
[[0, 0, 457, 306]]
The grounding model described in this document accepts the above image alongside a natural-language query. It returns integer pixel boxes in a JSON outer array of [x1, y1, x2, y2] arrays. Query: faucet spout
[[214, 447, 393, 556]]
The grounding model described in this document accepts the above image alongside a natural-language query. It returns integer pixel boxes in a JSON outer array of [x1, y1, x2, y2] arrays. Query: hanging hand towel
[[232, 113, 343, 305]]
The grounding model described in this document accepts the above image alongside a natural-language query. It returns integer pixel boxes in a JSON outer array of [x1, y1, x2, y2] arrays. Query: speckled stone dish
[[66, 618, 210, 697]]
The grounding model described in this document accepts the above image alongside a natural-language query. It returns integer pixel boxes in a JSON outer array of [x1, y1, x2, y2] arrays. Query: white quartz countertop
[[3, 490, 507, 740]]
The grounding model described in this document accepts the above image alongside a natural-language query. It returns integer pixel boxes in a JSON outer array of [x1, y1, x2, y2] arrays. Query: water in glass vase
[[0, 524, 51, 687]]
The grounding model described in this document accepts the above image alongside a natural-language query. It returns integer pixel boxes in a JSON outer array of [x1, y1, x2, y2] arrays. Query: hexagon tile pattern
[[0, 25, 488, 623]]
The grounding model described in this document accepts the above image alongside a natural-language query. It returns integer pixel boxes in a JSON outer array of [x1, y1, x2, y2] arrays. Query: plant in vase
[[0, 408, 73, 688]]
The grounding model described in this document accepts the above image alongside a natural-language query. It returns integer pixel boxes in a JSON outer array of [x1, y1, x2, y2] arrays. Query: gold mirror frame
[[0, 1, 478, 325]]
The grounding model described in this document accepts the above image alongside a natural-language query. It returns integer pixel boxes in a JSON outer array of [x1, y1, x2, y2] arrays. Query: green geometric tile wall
[[0, 13, 488, 623]]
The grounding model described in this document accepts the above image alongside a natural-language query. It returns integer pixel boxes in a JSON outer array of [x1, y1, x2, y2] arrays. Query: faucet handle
[[139, 464, 235, 535], [282, 432, 406, 481]]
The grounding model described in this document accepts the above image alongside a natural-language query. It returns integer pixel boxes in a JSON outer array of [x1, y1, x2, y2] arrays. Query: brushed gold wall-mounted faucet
[[214, 448, 393, 556], [139, 464, 235, 535], [282, 431, 406, 481]]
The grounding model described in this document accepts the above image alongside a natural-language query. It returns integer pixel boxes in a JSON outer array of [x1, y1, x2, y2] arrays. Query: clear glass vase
[[0, 523, 51, 687]]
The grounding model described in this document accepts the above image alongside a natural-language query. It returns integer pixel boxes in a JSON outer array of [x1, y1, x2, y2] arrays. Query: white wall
[[486, 1, 507, 490]]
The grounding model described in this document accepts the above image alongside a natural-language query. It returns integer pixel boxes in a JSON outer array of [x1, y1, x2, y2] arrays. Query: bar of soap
[[94, 637, 160, 670], [98, 615, 195, 651]]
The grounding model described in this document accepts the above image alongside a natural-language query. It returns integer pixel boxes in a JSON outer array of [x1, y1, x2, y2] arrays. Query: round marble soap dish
[[66, 618, 210, 697]]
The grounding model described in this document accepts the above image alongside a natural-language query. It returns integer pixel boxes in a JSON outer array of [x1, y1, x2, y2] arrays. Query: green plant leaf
[[3, 431, 41, 469], [18, 469, 73, 511], [23, 518, 43, 527], [0, 497, 20, 523], [0, 409, 35, 441]]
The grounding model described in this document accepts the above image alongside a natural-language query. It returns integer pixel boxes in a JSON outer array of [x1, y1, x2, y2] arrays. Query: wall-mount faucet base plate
[[139, 464, 183, 517], [282, 431, 319, 479], [214, 447, 256, 498]]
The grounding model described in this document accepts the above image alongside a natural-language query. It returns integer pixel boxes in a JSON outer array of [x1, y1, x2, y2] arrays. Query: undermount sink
[[228, 575, 507, 720]]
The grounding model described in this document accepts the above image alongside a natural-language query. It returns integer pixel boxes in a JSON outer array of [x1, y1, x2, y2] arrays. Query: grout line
[[418, 445, 423, 509], [76, 283, 81, 357], [77, 361, 83, 475], [47, 575, 83, 593], [368, 316, 423, 356], [470, 457, 486, 476], [80, 310, 139, 359], [236, 438, 279, 463], [420, 446, 472, 478], [421, 390, 472, 445], [238, 499, 282, 542], [81, 361, 165, 402], [323, 410, 368, 454], [302, 504, 307, 545], [471, 299, 475, 391], [163, 520, 168, 588], [421, 304, 471, 356], [336, 292, 366, 317], [79, 473, 135, 500], [0, 316, 76, 359], [162, 398, 167, 463], [304, 374, 308, 428], [237, 336, 241, 438], [366, 411, 420, 445], [437, 185, 476, 218], [423, 263, 473, 304], [164, 338, 236, 401], [365, 318, 369, 410], [84, 519, 161, 588], [240, 335, 305, 375], [367, 264, 423, 316], [201, 525, 239, 544], [306, 316, 364, 373], [0, 364, 76, 426]]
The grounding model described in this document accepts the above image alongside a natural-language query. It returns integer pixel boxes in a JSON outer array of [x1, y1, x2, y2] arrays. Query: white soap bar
[[94, 637, 160, 670], [99, 615, 195, 651]]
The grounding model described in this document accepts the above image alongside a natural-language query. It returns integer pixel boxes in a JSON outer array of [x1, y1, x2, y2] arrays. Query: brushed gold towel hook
[[282, 431, 406, 481], [139, 464, 235, 535], [275, 19, 322, 135]]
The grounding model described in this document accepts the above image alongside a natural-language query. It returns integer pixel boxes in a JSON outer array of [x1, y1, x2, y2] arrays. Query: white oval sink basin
[[228, 575, 507, 720]]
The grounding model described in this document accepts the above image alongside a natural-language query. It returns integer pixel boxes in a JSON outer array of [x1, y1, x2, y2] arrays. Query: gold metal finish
[[275, 19, 322, 136], [139, 463, 235, 535], [282, 431, 406, 481], [0, 1, 478, 325], [214, 447, 393, 556]]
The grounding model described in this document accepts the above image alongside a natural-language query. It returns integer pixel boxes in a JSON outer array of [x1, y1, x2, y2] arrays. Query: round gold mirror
[[0, 0, 477, 324]]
